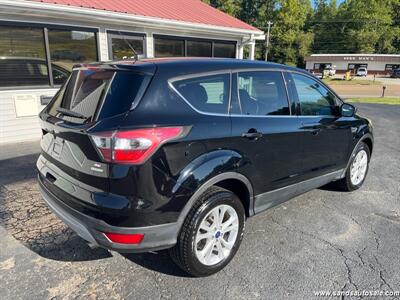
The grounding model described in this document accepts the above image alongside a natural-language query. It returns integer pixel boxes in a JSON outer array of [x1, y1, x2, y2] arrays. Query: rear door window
[[47, 68, 150, 123], [173, 73, 230, 114]]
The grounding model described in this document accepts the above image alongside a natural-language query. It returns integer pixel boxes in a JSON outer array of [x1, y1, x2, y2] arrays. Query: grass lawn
[[346, 97, 400, 105], [323, 78, 382, 85]]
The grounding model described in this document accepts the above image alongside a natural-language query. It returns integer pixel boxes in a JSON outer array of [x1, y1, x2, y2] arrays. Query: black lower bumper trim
[[38, 176, 179, 253]]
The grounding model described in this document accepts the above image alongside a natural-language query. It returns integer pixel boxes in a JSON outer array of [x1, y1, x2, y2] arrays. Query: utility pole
[[265, 21, 273, 61]]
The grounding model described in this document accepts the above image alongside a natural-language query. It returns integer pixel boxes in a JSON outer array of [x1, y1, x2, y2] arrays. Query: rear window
[[47, 68, 149, 123]]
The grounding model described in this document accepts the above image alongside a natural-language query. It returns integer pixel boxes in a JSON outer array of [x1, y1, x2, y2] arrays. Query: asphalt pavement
[[0, 103, 399, 299]]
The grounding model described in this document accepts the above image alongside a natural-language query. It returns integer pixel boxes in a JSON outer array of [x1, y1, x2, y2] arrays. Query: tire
[[169, 186, 245, 277], [335, 142, 370, 191]]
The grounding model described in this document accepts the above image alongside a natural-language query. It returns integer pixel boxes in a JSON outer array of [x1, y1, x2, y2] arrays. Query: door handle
[[301, 122, 322, 136], [242, 130, 263, 140]]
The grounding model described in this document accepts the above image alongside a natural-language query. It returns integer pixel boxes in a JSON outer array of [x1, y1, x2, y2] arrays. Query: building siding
[[0, 89, 57, 144]]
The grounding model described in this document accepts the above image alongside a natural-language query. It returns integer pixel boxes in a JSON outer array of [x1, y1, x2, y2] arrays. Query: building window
[[187, 40, 212, 57], [0, 26, 49, 87], [348, 63, 368, 70], [313, 63, 331, 70], [213, 42, 236, 58], [0, 23, 98, 89], [154, 37, 185, 57], [48, 29, 97, 84], [107, 31, 145, 60], [385, 64, 400, 71], [154, 35, 237, 58]]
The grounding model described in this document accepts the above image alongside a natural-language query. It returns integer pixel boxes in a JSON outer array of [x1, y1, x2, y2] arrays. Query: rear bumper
[[38, 176, 179, 253]]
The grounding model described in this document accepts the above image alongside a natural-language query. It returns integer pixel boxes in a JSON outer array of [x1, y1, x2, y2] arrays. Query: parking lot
[[0, 103, 399, 299]]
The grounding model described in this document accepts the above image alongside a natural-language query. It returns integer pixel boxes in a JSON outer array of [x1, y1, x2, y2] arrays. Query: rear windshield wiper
[[56, 107, 87, 119]]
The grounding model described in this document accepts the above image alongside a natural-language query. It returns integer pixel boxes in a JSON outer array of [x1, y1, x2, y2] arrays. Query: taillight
[[90, 127, 186, 164]]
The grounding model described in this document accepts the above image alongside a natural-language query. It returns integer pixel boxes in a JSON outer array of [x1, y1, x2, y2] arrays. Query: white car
[[356, 67, 368, 76], [324, 66, 336, 76]]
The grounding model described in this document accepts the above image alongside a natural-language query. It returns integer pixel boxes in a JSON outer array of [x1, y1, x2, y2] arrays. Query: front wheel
[[335, 142, 370, 191], [169, 186, 245, 277]]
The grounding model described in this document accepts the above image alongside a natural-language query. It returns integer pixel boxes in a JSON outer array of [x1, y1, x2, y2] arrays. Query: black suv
[[391, 69, 400, 78], [37, 58, 373, 276]]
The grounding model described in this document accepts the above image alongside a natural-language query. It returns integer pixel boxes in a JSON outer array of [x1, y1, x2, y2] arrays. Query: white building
[[305, 54, 400, 75], [0, 0, 264, 144]]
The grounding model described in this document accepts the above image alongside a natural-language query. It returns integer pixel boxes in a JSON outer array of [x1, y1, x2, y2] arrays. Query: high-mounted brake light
[[90, 127, 186, 164]]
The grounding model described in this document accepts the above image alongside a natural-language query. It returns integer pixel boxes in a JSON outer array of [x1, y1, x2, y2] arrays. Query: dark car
[[391, 69, 400, 78], [37, 58, 373, 276], [52, 50, 86, 61], [0, 57, 70, 87]]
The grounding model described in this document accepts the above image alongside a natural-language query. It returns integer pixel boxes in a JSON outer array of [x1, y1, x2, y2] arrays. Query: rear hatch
[[38, 63, 155, 194]]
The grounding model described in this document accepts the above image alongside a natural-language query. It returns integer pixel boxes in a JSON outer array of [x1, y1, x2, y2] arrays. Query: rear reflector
[[103, 232, 144, 244], [90, 126, 187, 164]]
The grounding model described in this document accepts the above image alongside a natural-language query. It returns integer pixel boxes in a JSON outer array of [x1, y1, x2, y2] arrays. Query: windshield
[[47, 68, 149, 123]]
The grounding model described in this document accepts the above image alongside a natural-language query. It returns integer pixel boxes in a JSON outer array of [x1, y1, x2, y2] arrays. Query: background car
[[356, 67, 368, 76], [390, 69, 400, 78], [0, 57, 70, 87], [324, 65, 336, 76]]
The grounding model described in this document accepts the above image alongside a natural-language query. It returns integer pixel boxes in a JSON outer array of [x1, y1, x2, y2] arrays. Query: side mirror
[[341, 103, 356, 117]]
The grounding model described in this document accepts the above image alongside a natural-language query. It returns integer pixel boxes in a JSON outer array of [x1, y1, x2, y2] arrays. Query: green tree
[[269, 0, 313, 66], [203, 0, 400, 65], [341, 0, 394, 53], [240, 0, 277, 60], [311, 0, 342, 53], [202, 0, 242, 17]]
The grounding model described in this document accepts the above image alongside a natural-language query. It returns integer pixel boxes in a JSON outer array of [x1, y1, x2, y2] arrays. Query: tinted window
[[238, 71, 290, 115], [47, 69, 148, 123], [292, 73, 336, 116], [187, 40, 212, 57], [48, 29, 97, 78], [174, 74, 230, 114], [0, 26, 49, 87], [109, 34, 144, 60], [213, 42, 236, 58], [154, 38, 184, 57]]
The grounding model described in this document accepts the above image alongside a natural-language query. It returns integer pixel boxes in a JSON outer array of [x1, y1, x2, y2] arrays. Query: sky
[[312, 0, 345, 8]]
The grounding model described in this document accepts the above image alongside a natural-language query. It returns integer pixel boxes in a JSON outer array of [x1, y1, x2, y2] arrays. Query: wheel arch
[[341, 133, 374, 178], [176, 172, 254, 230]]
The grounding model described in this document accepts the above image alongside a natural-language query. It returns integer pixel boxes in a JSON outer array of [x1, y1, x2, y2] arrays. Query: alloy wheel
[[194, 204, 239, 266]]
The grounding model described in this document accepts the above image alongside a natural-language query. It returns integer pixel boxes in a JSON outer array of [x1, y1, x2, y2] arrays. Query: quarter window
[[173, 74, 230, 114], [237, 71, 290, 116], [292, 73, 336, 116]]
